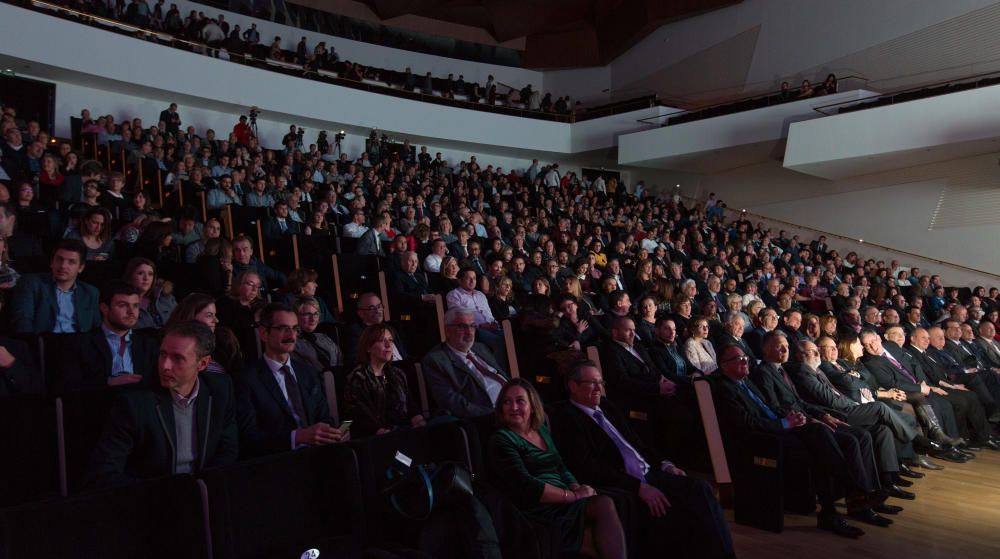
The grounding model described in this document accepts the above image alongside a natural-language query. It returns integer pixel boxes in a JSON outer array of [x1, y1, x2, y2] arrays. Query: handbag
[[381, 459, 474, 520]]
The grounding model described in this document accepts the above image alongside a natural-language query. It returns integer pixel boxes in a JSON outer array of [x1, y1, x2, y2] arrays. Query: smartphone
[[339, 420, 353, 433]]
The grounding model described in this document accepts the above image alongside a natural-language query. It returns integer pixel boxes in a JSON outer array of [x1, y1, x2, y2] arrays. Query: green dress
[[488, 425, 589, 553]]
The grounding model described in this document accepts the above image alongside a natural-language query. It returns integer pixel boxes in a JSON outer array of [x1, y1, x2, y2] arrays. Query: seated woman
[[216, 270, 264, 360], [168, 292, 243, 375], [488, 380, 626, 559], [64, 206, 115, 261], [683, 316, 718, 375], [282, 268, 335, 323], [634, 295, 658, 345], [429, 255, 461, 294], [488, 276, 519, 322], [292, 296, 343, 372], [344, 323, 425, 438], [123, 257, 177, 330]]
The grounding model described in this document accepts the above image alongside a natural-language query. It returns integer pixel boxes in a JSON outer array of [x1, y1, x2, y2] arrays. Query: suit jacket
[[421, 342, 508, 418], [820, 360, 869, 403], [749, 362, 829, 419], [907, 346, 952, 386], [712, 374, 785, 436], [356, 228, 384, 256], [0, 336, 43, 397], [10, 273, 100, 334], [945, 339, 983, 369], [548, 399, 662, 495], [236, 357, 331, 456], [262, 216, 301, 241], [974, 337, 1000, 368], [61, 328, 160, 392], [390, 270, 431, 306], [743, 327, 771, 360], [87, 373, 239, 487], [860, 351, 922, 393], [647, 340, 695, 384], [599, 341, 663, 401], [789, 362, 858, 413]]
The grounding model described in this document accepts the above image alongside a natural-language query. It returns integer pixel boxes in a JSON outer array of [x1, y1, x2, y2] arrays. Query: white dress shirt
[[446, 288, 496, 326]]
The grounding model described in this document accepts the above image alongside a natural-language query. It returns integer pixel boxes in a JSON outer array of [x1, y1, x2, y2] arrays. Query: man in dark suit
[[648, 317, 696, 385], [341, 292, 410, 367], [237, 303, 349, 457], [713, 344, 873, 537], [600, 316, 675, 410], [390, 250, 434, 307], [549, 360, 735, 559], [974, 321, 1000, 368], [944, 320, 1000, 406], [10, 239, 100, 334], [859, 330, 966, 452], [261, 199, 302, 241], [158, 102, 181, 136], [791, 339, 927, 482], [743, 307, 778, 360], [356, 214, 387, 256], [421, 307, 509, 418], [750, 332, 906, 509], [87, 321, 239, 487], [60, 282, 160, 392], [0, 336, 42, 397]]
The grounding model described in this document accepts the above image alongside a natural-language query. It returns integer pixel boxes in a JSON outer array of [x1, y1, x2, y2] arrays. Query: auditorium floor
[[726, 450, 1000, 559]]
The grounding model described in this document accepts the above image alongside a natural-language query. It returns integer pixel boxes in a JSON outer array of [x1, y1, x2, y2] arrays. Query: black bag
[[381, 461, 474, 520]]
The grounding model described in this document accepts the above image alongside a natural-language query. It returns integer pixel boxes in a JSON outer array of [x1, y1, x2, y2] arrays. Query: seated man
[[356, 214, 387, 256], [86, 321, 238, 487], [445, 267, 506, 365], [422, 307, 509, 418], [11, 239, 100, 334], [342, 292, 409, 367], [262, 199, 301, 241], [237, 303, 349, 457], [63, 282, 159, 391], [600, 316, 675, 406], [714, 344, 875, 538], [232, 234, 286, 291], [549, 360, 735, 559], [390, 250, 434, 308]]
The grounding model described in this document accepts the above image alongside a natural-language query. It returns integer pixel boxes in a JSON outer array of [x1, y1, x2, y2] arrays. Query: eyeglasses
[[722, 355, 749, 363], [298, 312, 320, 319], [358, 304, 383, 312], [265, 325, 302, 334], [446, 323, 477, 331]]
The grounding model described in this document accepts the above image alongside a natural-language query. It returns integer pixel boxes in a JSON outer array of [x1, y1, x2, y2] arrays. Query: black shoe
[[987, 411, 1000, 423], [960, 442, 984, 451], [818, 512, 865, 538], [930, 449, 970, 463], [914, 438, 950, 453], [891, 474, 913, 487], [911, 455, 945, 470], [886, 485, 916, 500], [985, 439, 1000, 451], [848, 507, 893, 527], [898, 463, 925, 478], [873, 502, 904, 515], [956, 448, 977, 460]]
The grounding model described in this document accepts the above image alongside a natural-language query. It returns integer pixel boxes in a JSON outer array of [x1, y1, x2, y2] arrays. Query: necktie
[[666, 345, 686, 378], [467, 352, 507, 386], [739, 381, 778, 420], [279, 219, 287, 232], [593, 409, 649, 481], [776, 364, 794, 388], [118, 334, 128, 357], [814, 369, 846, 399], [279, 365, 307, 427], [883, 351, 917, 383]]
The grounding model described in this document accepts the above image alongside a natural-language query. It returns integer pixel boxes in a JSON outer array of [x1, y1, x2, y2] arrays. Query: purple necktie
[[593, 409, 648, 481], [883, 351, 917, 383]]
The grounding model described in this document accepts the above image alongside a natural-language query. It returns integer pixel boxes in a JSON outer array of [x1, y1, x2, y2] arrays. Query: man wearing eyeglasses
[[342, 292, 408, 366], [422, 307, 509, 418], [237, 302, 349, 457], [550, 360, 734, 559]]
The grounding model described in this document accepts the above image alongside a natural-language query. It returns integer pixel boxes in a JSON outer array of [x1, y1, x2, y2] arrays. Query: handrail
[[636, 75, 870, 126], [18, 0, 653, 124], [810, 66, 1000, 116], [680, 194, 1000, 281]]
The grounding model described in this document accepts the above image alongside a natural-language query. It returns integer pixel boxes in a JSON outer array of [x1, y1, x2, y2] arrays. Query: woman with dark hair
[[344, 323, 425, 438], [65, 206, 115, 261], [684, 316, 717, 375], [489, 379, 626, 558], [283, 268, 334, 323], [123, 256, 176, 329], [136, 220, 179, 265], [168, 292, 243, 375], [634, 295, 658, 344], [216, 270, 264, 360]]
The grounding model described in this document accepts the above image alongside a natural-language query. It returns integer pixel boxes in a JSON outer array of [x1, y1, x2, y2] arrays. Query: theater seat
[[0, 474, 208, 559], [200, 444, 364, 559], [0, 396, 59, 507]]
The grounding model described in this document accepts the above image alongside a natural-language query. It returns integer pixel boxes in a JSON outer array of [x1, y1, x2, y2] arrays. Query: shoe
[[891, 474, 913, 488], [930, 449, 970, 463], [848, 507, 893, 527], [817, 512, 865, 538], [985, 439, 1000, 451], [911, 455, 945, 470], [898, 463, 925, 478], [873, 503, 904, 515], [960, 442, 984, 451], [955, 448, 977, 460], [914, 437, 950, 454], [886, 485, 916, 500], [987, 411, 1000, 423]]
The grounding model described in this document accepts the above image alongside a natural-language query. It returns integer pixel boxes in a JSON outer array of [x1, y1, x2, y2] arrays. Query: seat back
[[0, 475, 209, 559], [0, 396, 59, 507]]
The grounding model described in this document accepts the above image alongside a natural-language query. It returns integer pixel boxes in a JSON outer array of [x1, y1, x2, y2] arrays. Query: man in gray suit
[[421, 307, 509, 418], [356, 214, 388, 256]]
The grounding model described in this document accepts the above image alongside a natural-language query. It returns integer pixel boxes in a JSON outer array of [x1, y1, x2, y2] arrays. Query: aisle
[[727, 450, 1000, 559]]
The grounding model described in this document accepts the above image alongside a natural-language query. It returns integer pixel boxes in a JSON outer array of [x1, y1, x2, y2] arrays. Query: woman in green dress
[[488, 379, 626, 559]]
